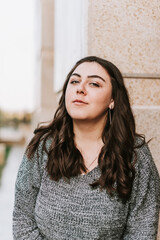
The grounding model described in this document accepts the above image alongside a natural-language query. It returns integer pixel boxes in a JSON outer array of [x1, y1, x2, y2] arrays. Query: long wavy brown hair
[[27, 56, 144, 202]]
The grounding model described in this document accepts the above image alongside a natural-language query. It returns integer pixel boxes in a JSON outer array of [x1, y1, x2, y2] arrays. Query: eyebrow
[[71, 73, 106, 82]]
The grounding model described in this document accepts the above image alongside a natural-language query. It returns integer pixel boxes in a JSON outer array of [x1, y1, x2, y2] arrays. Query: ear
[[109, 99, 114, 109]]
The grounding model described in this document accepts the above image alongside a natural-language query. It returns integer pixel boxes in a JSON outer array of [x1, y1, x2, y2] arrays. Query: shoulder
[[37, 135, 53, 154], [133, 137, 160, 193], [35, 135, 53, 165], [129, 137, 160, 209], [134, 137, 157, 174], [23, 134, 53, 170]]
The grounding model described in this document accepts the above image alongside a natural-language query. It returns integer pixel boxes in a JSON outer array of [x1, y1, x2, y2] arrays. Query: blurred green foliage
[[0, 109, 32, 128]]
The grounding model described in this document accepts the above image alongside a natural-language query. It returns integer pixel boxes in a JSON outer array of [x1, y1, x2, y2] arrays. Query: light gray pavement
[[0, 146, 25, 240]]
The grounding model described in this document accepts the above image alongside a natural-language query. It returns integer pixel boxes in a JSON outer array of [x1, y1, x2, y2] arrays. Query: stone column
[[34, 0, 57, 125], [87, 0, 160, 172], [87, 0, 160, 237]]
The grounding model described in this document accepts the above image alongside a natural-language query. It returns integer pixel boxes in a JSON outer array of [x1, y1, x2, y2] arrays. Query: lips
[[73, 99, 88, 104]]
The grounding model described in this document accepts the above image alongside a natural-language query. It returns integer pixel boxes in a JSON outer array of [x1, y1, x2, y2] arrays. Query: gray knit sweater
[[13, 139, 160, 240]]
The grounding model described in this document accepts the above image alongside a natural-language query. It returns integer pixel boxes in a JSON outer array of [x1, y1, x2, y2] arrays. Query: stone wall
[[87, 0, 160, 170], [87, 0, 160, 237]]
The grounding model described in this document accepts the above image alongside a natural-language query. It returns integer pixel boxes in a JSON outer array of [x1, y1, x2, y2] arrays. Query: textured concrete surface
[[88, 0, 160, 74], [87, 1, 160, 237], [87, 0, 160, 173]]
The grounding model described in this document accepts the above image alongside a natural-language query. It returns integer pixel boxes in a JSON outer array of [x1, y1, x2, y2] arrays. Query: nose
[[76, 83, 86, 95]]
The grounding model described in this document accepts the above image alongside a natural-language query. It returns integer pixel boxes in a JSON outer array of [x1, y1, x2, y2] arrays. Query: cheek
[[65, 85, 73, 99], [92, 92, 112, 113], [94, 91, 112, 105]]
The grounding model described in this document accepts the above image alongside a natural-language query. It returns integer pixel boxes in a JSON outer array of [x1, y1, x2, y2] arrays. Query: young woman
[[13, 56, 160, 239]]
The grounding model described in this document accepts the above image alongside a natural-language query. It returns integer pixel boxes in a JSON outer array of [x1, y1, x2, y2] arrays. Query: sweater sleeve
[[122, 143, 160, 240], [13, 141, 47, 240]]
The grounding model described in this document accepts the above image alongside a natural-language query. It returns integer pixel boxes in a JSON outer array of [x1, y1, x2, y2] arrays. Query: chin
[[71, 115, 88, 121], [67, 110, 88, 120]]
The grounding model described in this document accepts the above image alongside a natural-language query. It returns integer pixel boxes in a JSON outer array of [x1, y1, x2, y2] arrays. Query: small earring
[[108, 108, 112, 125], [110, 103, 114, 109]]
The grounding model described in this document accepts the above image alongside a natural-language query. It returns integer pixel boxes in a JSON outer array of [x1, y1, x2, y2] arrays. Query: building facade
[[36, 0, 160, 237]]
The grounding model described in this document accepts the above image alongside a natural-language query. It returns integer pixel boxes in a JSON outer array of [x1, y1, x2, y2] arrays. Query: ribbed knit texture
[[13, 139, 160, 240]]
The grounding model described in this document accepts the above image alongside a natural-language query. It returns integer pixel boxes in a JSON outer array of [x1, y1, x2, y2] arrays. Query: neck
[[73, 118, 106, 152], [73, 118, 106, 173], [73, 119, 105, 143]]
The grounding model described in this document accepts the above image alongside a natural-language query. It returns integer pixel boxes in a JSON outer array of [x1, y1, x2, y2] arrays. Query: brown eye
[[90, 82, 100, 87], [70, 80, 79, 84]]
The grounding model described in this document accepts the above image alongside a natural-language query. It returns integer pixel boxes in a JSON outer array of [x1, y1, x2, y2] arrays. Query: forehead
[[72, 62, 110, 79]]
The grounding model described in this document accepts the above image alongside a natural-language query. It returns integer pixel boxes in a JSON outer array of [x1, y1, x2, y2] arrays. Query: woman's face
[[65, 62, 114, 122]]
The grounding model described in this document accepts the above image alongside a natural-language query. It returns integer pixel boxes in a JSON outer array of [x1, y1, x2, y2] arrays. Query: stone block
[[133, 107, 160, 174], [88, 0, 160, 74], [124, 78, 160, 106]]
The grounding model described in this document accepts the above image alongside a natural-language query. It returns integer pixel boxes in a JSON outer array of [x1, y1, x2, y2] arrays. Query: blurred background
[[0, 0, 160, 239]]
